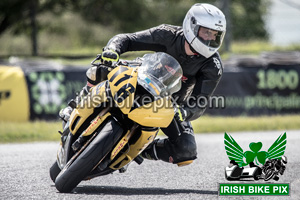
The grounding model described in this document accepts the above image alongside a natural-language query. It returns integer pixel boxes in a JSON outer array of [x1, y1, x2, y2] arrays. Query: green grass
[[231, 40, 300, 55], [191, 115, 300, 133], [0, 121, 61, 143], [1, 115, 299, 143]]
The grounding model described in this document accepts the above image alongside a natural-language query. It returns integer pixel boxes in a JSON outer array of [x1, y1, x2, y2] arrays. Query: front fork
[[108, 126, 159, 170], [57, 121, 73, 170]]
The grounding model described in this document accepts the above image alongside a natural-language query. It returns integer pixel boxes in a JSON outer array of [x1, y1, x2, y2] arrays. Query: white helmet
[[183, 3, 226, 58]]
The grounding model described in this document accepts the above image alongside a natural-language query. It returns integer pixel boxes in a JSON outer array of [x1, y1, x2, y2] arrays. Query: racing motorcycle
[[49, 52, 183, 193], [262, 156, 287, 181]]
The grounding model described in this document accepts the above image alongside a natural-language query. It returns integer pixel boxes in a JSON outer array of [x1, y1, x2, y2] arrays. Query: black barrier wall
[[0, 60, 89, 121], [1, 53, 299, 121], [206, 63, 300, 116], [25, 68, 87, 120]]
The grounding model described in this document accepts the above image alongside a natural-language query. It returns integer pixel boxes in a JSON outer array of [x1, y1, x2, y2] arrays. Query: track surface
[[1, 130, 299, 200]]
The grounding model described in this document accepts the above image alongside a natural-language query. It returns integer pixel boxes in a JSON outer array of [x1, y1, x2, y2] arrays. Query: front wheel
[[264, 169, 275, 181], [55, 119, 124, 193], [50, 161, 61, 183]]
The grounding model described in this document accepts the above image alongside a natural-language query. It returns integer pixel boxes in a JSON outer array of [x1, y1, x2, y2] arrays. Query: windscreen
[[137, 52, 182, 98]]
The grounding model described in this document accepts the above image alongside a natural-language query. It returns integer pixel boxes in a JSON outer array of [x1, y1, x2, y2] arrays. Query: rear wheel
[[55, 119, 124, 193], [253, 167, 262, 180]]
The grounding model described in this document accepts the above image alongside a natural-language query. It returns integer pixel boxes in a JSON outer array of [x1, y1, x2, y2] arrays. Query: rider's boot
[[59, 85, 90, 127], [140, 139, 162, 160], [140, 120, 197, 165]]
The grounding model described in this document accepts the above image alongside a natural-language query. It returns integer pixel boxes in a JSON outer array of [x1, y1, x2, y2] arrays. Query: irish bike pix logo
[[224, 132, 287, 181]]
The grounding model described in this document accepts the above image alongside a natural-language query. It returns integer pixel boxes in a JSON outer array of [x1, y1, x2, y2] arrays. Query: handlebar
[[91, 54, 102, 67], [91, 54, 117, 70]]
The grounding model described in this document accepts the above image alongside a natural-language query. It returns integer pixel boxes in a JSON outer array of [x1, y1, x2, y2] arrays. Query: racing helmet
[[281, 155, 287, 164], [137, 52, 182, 98], [183, 3, 226, 58]]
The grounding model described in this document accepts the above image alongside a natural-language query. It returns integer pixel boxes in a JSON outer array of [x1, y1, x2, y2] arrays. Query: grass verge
[[0, 115, 299, 143], [191, 115, 300, 133], [0, 121, 61, 143]]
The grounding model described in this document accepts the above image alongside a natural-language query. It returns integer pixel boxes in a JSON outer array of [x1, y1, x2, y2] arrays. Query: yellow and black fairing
[[68, 80, 112, 138], [66, 63, 175, 172], [104, 65, 175, 170], [57, 79, 113, 169], [107, 65, 175, 129]]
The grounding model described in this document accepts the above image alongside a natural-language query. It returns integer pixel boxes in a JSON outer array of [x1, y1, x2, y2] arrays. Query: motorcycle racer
[[60, 3, 226, 166]]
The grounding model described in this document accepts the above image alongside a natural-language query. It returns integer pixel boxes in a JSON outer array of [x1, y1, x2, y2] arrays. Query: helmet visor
[[194, 25, 225, 48]]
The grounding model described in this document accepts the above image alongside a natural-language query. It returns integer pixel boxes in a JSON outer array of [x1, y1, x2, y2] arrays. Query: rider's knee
[[177, 137, 197, 158], [173, 137, 197, 166]]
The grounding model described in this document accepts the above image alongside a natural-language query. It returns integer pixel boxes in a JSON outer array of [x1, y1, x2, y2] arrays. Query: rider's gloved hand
[[175, 105, 187, 122], [101, 49, 119, 66]]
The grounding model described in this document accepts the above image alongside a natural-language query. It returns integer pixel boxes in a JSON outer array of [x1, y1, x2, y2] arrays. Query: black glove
[[101, 49, 119, 66], [175, 105, 187, 122]]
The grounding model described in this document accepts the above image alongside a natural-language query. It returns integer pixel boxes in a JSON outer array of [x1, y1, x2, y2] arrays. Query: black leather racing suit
[[102, 24, 223, 164]]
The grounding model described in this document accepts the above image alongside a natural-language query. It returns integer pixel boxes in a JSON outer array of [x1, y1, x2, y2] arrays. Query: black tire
[[264, 169, 275, 181], [253, 167, 262, 180], [253, 173, 260, 180], [273, 175, 279, 181], [55, 119, 123, 193], [225, 170, 240, 181], [50, 161, 61, 183]]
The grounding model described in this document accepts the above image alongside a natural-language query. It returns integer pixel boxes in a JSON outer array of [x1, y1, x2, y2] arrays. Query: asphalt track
[[1, 130, 299, 200]]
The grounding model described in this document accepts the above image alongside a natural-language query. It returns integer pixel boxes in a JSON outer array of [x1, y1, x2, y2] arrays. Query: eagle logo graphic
[[224, 132, 287, 167]]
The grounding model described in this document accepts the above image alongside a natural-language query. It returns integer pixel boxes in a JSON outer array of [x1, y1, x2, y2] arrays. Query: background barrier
[[206, 54, 300, 115], [0, 60, 87, 121], [0, 65, 30, 121], [0, 52, 299, 121]]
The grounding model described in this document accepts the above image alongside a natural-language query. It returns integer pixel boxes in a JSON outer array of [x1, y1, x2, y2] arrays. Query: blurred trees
[[0, 0, 72, 55], [0, 0, 269, 56], [70, 0, 268, 39], [231, 0, 268, 40], [71, 0, 202, 32]]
